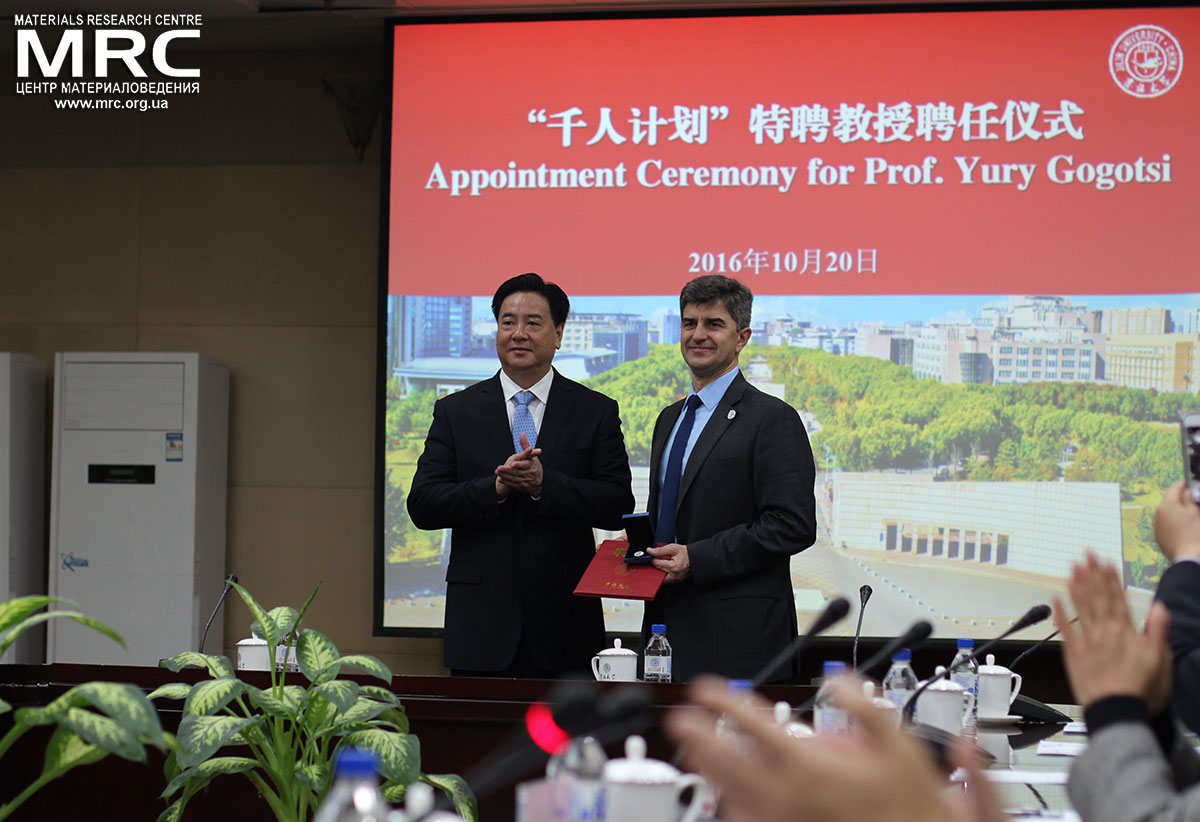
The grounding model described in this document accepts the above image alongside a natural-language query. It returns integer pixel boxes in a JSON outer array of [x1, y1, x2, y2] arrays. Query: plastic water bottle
[[813, 661, 851, 736], [389, 782, 465, 822], [949, 638, 980, 732], [314, 748, 388, 822], [643, 623, 672, 683], [882, 648, 920, 713], [560, 735, 607, 822], [713, 679, 755, 751]]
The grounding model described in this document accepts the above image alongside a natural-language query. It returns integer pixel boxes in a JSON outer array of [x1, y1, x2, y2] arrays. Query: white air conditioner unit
[[47, 352, 230, 666]]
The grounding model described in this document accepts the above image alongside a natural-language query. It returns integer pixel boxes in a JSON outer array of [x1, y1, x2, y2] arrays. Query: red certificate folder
[[574, 540, 666, 601]]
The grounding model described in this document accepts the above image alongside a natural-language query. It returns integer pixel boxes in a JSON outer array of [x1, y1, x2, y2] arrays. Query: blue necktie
[[512, 390, 537, 452], [656, 394, 703, 544]]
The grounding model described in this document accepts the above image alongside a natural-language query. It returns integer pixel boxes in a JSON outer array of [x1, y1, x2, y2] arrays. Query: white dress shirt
[[499, 368, 554, 438]]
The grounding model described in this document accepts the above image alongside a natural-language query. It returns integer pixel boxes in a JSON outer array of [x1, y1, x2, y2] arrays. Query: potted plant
[[152, 581, 476, 822], [0, 595, 166, 821]]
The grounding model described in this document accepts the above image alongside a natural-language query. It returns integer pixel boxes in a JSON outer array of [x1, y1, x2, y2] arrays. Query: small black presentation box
[[622, 513, 656, 565]]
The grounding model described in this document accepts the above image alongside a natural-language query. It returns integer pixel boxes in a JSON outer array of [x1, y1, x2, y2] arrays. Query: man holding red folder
[[644, 275, 817, 682], [408, 273, 633, 678]]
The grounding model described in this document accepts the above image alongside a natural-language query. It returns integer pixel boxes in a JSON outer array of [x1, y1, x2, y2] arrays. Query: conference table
[[0, 663, 1083, 821], [975, 710, 1084, 820]]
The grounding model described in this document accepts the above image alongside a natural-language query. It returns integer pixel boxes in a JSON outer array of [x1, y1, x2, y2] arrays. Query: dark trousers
[[451, 631, 562, 679]]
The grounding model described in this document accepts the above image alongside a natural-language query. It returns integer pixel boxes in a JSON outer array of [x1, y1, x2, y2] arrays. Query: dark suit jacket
[[407, 369, 633, 674], [644, 371, 817, 682], [1156, 560, 1200, 734]]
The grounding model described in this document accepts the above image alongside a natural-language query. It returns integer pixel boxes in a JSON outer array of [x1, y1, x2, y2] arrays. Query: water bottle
[[560, 735, 607, 822], [882, 648, 920, 713], [314, 748, 389, 822], [643, 623, 672, 683], [713, 679, 755, 751], [949, 638, 980, 732], [389, 782, 465, 822], [813, 661, 851, 736]]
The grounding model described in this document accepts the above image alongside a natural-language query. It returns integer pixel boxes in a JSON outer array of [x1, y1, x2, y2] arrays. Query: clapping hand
[[495, 433, 543, 498], [1053, 552, 1172, 712]]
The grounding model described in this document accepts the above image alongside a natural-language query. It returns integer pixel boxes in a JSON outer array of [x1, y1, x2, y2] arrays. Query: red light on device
[[525, 702, 571, 754]]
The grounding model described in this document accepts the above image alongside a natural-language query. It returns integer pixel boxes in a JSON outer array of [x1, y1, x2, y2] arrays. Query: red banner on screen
[[388, 9, 1198, 297]]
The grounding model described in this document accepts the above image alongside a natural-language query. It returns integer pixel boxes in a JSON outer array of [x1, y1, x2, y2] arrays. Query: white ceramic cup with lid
[[604, 735, 704, 822], [774, 701, 815, 739], [915, 666, 967, 735], [591, 638, 638, 682], [977, 653, 1023, 719]]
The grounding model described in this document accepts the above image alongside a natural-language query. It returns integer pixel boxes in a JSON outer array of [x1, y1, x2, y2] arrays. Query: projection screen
[[377, 6, 1200, 639]]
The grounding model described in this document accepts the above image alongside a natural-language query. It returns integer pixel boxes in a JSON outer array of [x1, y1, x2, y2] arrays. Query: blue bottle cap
[[957, 638, 974, 648], [892, 648, 912, 662], [823, 660, 848, 676], [651, 624, 667, 634], [334, 748, 379, 778]]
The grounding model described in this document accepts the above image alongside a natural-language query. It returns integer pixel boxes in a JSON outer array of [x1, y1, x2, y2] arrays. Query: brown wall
[[0, 42, 447, 674]]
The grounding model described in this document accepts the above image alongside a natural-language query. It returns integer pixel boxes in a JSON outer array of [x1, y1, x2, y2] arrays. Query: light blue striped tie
[[512, 390, 537, 452]]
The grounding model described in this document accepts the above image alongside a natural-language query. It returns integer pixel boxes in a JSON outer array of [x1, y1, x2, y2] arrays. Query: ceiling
[[1, 0, 1079, 49]]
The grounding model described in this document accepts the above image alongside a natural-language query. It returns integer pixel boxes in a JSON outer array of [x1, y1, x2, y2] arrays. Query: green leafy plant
[[152, 581, 477, 822], [0, 595, 166, 821]]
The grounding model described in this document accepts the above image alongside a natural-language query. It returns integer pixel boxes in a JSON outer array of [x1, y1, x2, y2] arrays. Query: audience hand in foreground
[[1053, 552, 1172, 712], [1154, 481, 1200, 563], [665, 676, 1005, 822]]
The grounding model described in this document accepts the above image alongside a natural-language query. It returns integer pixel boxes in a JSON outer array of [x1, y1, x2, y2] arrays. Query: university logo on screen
[[1110, 24, 1183, 99], [13, 13, 202, 112]]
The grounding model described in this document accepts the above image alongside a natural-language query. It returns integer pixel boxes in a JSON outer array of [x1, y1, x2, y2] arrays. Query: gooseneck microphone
[[198, 573, 237, 653], [902, 603, 1051, 722], [855, 619, 933, 680], [1011, 616, 1078, 671], [990, 604, 1053, 643], [752, 596, 850, 686], [852, 585, 873, 670]]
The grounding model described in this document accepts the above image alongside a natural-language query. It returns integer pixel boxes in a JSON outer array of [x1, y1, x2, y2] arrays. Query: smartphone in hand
[[1184, 412, 1200, 504]]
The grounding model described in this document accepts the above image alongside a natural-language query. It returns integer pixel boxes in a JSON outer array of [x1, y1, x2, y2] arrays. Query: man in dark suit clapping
[[645, 275, 817, 682], [408, 273, 633, 677]]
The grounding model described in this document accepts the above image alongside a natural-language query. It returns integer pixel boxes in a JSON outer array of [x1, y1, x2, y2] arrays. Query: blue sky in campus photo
[[470, 293, 1200, 329]]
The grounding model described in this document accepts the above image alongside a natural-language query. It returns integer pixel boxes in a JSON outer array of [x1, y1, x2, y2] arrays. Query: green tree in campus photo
[[383, 386, 442, 566], [385, 387, 437, 451], [585, 344, 692, 464], [1128, 506, 1167, 587], [384, 475, 442, 564]]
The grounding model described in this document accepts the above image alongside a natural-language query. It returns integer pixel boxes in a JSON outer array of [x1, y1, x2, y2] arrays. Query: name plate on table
[[574, 540, 666, 600]]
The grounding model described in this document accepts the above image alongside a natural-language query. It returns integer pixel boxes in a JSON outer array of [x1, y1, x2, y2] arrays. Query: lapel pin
[[727, 409, 736, 420]]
